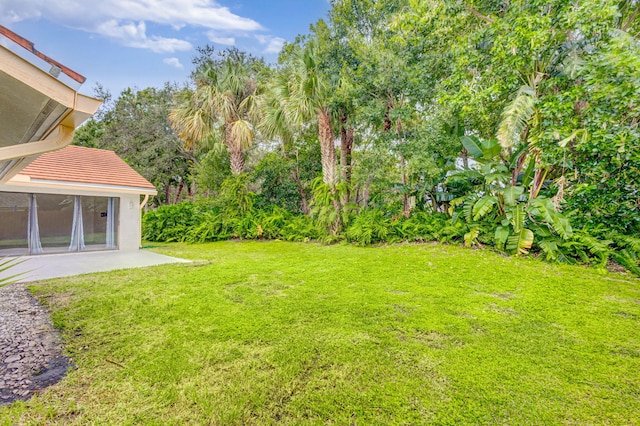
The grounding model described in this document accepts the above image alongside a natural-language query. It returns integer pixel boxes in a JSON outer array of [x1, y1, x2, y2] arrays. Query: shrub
[[391, 212, 454, 243], [345, 209, 392, 246], [143, 203, 207, 242]]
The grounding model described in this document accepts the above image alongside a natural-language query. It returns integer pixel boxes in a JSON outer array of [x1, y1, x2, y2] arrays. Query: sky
[[0, 0, 331, 97]]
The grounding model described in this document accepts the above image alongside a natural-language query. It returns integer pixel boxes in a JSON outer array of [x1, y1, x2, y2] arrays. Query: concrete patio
[[0, 250, 190, 283]]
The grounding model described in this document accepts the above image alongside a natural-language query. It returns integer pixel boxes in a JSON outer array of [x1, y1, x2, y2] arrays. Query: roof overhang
[[0, 26, 102, 182], [0, 174, 157, 197]]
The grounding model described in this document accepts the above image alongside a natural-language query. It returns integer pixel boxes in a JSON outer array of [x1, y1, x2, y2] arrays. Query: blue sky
[[0, 1, 331, 97]]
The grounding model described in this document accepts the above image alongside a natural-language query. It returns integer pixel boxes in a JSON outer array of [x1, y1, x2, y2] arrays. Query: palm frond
[[0, 257, 26, 287], [230, 119, 255, 150], [497, 85, 537, 148]]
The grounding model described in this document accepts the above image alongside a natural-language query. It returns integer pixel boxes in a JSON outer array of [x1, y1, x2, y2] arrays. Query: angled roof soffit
[[0, 25, 102, 183]]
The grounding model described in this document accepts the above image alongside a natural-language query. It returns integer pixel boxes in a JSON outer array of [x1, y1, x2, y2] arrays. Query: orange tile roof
[[19, 145, 155, 190]]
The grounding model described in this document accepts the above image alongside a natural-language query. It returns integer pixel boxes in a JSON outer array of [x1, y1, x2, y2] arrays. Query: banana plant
[[448, 136, 572, 256]]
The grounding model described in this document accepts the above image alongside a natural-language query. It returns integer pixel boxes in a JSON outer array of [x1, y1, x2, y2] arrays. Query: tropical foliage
[[76, 0, 640, 276]]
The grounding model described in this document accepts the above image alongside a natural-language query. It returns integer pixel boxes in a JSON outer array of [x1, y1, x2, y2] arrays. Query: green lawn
[[2, 241, 640, 425]]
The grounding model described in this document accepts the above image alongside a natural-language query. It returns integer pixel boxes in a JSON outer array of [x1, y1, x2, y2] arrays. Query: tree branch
[[466, 5, 494, 24], [622, 6, 639, 32]]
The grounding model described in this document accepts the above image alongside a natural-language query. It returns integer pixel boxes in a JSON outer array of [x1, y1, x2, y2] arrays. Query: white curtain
[[106, 197, 116, 249], [28, 194, 43, 254], [69, 196, 85, 251]]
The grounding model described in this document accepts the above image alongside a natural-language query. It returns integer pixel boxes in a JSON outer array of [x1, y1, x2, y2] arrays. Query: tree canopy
[[75, 0, 640, 273]]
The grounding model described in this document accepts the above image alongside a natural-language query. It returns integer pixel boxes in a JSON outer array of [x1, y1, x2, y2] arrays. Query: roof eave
[[0, 29, 102, 182], [2, 175, 158, 196]]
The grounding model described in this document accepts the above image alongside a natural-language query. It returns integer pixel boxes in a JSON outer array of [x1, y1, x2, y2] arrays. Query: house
[[0, 26, 157, 256]]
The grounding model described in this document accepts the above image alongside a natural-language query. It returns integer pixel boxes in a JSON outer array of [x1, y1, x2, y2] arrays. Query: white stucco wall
[[118, 193, 143, 251]]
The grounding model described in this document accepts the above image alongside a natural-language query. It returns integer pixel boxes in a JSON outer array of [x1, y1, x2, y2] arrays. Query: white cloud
[[0, 0, 263, 52], [264, 37, 285, 54], [206, 31, 235, 46], [96, 20, 192, 53], [255, 35, 285, 55], [163, 57, 184, 69]]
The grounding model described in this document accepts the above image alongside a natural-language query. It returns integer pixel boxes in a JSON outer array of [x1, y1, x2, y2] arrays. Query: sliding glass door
[[37, 194, 74, 253], [0, 192, 119, 255], [82, 196, 119, 251], [0, 193, 29, 256]]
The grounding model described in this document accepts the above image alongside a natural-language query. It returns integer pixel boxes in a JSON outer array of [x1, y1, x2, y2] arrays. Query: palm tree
[[259, 68, 311, 214], [170, 49, 261, 175], [285, 39, 338, 190]]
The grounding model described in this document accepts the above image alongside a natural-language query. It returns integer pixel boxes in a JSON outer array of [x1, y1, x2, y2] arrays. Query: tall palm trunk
[[318, 107, 342, 233], [229, 149, 245, 175], [318, 107, 337, 188], [225, 121, 245, 175]]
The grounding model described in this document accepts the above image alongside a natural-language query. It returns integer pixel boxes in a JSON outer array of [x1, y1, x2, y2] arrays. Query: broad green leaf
[[507, 204, 525, 232], [528, 198, 573, 239], [472, 195, 497, 220], [558, 129, 588, 148], [538, 239, 560, 262], [481, 138, 502, 159], [463, 196, 477, 222], [494, 225, 510, 251], [460, 135, 483, 159], [0, 257, 26, 287], [464, 228, 480, 247], [485, 172, 511, 186], [451, 211, 460, 226], [506, 228, 534, 256], [502, 186, 524, 206], [509, 144, 528, 169], [554, 216, 573, 240], [522, 157, 536, 188]]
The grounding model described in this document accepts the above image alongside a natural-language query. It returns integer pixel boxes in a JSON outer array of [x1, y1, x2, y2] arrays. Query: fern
[[612, 249, 640, 276], [345, 209, 391, 246]]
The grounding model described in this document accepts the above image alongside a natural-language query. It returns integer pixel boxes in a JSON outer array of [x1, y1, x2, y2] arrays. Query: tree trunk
[[318, 108, 337, 188], [362, 179, 371, 209], [461, 147, 469, 168], [174, 178, 184, 204], [165, 184, 171, 205], [431, 193, 439, 213], [229, 148, 245, 175], [340, 113, 354, 205], [226, 121, 245, 175], [383, 103, 392, 132], [318, 107, 341, 233], [400, 153, 409, 213], [290, 168, 310, 215]]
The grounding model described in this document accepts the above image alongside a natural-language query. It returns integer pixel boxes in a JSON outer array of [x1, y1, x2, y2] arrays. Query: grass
[[1, 240, 640, 425]]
